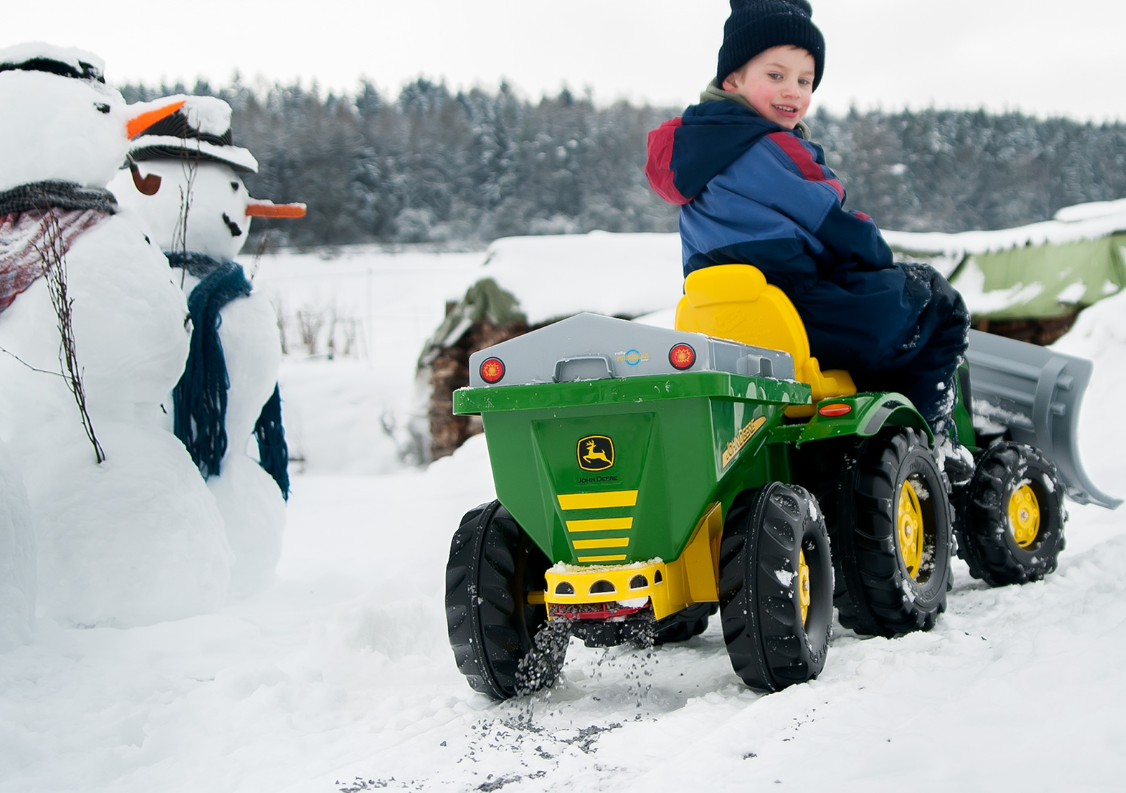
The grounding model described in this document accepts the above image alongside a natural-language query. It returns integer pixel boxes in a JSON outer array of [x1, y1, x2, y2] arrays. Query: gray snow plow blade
[[966, 329, 1120, 509]]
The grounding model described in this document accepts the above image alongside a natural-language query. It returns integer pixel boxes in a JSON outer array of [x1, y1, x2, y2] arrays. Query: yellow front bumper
[[542, 503, 723, 621]]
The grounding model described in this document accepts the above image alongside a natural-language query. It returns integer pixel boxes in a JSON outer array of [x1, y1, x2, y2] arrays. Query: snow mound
[[1052, 287, 1126, 488], [479, 231, 684, 325], [0, 438, 35, 651], [278, 360, 408, 475], [1053, 286, 1126, 362]]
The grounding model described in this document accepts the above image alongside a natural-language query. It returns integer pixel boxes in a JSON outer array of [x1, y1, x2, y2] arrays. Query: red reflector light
[[818, 403, 852, 417], [669, 343, 696, 370], [480, 357, 505, 384]]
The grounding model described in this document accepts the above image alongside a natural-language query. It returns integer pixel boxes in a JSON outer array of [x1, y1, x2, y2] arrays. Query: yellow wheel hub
[[898, 479, 925, 579], [798, 548, 811, 625], [1008, 484, 1041, 548]]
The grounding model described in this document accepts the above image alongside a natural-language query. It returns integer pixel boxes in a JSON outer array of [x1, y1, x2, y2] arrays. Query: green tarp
[[417, 278, 526, 368], [947, 234, 1126, 320]]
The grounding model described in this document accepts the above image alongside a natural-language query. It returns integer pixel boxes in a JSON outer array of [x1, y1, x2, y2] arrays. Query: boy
[[645, 0, 970, 467]]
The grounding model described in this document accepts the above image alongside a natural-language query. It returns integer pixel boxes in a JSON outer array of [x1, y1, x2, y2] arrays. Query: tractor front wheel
[[957, 442, 1066, 586], [653, 602, 717, 645], [445, 500, 563, 700], [719, 482, 833, 692]]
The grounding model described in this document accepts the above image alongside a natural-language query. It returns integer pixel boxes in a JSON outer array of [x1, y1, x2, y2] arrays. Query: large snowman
[[0, 44, 231, 627], [109, 96, 304, 596]]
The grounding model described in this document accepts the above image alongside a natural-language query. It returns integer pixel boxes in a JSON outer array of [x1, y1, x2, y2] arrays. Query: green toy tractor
[[444, 264, 1118, 700]]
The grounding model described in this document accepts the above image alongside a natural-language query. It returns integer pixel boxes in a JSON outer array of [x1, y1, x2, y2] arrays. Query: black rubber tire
[[444, 500, 562, 700], [793, 437, 886, 638], [653, 602, 717, 645], [848, 428, 953, 636], [718, 482, 833, 692], [957, 442, 1066, 586]]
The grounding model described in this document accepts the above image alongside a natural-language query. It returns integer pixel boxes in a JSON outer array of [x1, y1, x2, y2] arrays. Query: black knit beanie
[[716, 0, 825, 91]]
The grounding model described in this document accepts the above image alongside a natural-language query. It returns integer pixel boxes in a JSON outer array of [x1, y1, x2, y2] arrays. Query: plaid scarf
[[0, 209, 109, 315], [0, 181, 116, 315]]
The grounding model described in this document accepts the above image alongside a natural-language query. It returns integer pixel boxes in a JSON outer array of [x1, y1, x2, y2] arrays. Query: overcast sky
[[5, 0, 1125, 121]]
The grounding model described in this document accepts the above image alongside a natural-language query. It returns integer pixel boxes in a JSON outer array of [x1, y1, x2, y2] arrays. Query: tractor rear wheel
[[445, 500, 563, 700], [847, 428, 953, 636], [718, 482, 833, 692], [957, 442, 1066, 586]]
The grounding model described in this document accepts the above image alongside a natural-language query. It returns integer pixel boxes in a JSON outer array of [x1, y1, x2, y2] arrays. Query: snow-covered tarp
[[473, 231, 684, 326], [885, 198, 1126, 319], [422, 231, 685, 357], [433, 202, 1126, 350]]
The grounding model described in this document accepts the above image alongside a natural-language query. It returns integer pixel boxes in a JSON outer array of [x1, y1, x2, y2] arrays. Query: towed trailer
[[444, 264, 1118, 700]]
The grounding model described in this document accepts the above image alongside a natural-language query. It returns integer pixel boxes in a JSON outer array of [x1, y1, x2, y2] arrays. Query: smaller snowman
[[110, 96, 304, 596]]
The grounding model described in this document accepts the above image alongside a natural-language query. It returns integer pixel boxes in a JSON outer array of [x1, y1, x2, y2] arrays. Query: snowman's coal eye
[[95, 103, 111, 114]]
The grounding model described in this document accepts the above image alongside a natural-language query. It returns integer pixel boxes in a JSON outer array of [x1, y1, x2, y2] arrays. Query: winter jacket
[[645, 97, 930, 373]]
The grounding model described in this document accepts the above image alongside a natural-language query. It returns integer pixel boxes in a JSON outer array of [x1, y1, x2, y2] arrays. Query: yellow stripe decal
[[573, 537, 630, 550], [557, 491, 639, 510], [578, 555, 628, 563], [566, 517, 634, 533]]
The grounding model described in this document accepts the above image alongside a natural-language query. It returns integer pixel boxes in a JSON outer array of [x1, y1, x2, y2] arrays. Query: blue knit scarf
[[170, 252, 289, 500]]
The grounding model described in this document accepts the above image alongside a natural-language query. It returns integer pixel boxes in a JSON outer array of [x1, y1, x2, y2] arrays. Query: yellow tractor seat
[[675, 264, 856, 416]]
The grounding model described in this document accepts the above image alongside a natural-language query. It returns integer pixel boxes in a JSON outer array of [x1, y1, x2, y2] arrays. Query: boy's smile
[[722, 45, 815, 129]]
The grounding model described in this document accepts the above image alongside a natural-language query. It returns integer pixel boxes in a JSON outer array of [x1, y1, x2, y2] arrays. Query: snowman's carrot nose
[[126, 99, 187, 139], [245, 201, 307, 219]]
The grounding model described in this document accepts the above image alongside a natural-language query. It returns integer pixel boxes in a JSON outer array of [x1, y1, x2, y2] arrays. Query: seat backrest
[[675, 264, 812, 377]]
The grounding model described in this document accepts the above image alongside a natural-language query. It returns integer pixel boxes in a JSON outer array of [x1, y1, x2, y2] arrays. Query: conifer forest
[[121, 78, 1126, 249]]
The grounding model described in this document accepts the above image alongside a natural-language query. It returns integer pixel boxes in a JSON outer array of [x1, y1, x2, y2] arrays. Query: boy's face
[[722, 45, 815, 129]]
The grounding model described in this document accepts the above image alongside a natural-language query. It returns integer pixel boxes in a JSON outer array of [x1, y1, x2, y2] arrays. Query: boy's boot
[[933, 420, 974, 487]]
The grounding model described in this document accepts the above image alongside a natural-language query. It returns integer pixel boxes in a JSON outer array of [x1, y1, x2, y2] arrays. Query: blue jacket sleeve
[[753, 133, 895, 271], [815, 207, 895, 271]]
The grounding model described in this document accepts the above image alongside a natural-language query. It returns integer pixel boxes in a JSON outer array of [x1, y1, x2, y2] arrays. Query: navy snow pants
[[845, 264, 969, 437]]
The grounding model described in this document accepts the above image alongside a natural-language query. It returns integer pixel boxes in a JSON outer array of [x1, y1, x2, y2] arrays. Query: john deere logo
[[578, 436, 614, 471]]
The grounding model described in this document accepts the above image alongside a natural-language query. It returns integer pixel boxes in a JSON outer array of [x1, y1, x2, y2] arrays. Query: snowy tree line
[[119, 78, 1126, 248]]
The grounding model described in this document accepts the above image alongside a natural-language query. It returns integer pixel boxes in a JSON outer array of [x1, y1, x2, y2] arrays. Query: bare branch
[[172, 148, 201, 290], [296, 307, 324, 356], [32, 200, 105, 464], [248, 230, 272, 281], [0, 344, 66, 378]]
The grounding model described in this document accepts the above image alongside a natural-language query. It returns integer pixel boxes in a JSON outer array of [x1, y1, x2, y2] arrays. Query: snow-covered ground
[[253, 247, 485, 474], [2, 243, 1125, 792]]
